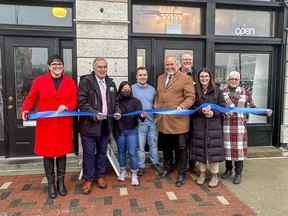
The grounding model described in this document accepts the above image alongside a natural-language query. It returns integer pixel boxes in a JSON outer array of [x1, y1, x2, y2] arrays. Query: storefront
[[0, 0, 287, 158], [0, 0, 77, 157], [128, 0, 286, 148]]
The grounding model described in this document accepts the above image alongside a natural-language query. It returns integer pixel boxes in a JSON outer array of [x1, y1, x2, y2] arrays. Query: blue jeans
[[137, 123, 159, 169], [115, 128, 139, 173]]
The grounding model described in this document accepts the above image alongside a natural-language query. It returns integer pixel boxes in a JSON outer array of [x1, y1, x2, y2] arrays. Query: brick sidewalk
[[0, 168, 255, 216]]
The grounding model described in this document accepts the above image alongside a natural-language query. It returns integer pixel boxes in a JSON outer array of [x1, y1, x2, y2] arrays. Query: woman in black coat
[[113, 81, 146, 186], [190, 68, 226, 188]]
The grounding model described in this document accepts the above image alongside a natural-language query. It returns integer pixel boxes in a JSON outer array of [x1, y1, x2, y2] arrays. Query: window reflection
[[0, 4, 72, 27], [15, 47, 48, 117], [133, 5, 201, 35], [137, 49, 146, 67], [215, 9, 275, 37], [63, 49, 73, 78], [0, 49, 3, 139], [215, 52, 270, 123]]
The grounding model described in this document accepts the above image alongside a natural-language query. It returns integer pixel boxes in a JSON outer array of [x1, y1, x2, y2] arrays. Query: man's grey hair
[[164, 55, 176, 62], [180, 52, 192, 60], [92, 57, 107, 67]]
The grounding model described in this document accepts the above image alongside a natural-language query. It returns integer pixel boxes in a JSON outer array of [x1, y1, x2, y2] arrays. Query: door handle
[[8, 105, 14, 110]]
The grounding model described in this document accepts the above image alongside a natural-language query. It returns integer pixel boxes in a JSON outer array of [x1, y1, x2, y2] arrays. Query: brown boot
[[196, 172, 205, 185], [208, 173, 219, 188]]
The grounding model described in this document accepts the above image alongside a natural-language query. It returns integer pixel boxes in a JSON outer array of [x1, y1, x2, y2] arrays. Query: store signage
[[235, 27, 255, 36]]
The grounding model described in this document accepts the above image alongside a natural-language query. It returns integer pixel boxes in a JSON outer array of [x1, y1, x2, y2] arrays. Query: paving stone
[[0, 168, 256, 215], [0, 191, 11, 200]]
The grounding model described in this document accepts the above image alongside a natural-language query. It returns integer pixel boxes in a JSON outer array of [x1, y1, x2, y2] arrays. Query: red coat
[[21, 72, 77, 157]]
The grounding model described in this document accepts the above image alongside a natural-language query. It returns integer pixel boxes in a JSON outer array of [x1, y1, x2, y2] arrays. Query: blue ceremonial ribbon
[[27, 103, 269, 120]]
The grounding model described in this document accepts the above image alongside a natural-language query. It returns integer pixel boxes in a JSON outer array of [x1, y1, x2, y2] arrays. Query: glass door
[[4, 37, 56, 157], [129, 38, 204, 87], [215, 45, 275, 146]]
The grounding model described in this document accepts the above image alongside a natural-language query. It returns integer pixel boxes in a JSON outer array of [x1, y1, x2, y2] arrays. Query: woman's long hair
[[195, 67, 218, 100], [117, 81, 132, 100]]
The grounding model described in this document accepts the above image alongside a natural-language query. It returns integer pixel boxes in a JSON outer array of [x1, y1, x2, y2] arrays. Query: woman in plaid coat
[[221, 71, 273, 184]]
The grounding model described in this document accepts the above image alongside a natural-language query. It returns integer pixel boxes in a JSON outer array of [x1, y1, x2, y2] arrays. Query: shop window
[[215, 52, 270, 123], [132, 5, 201, 35], [0, 4, 72, 27], [15, 47, 48, 117], [215, 9, 275, 37], [137, 49, 146, 68], [0, 49, 3, 140], [63, 48, 73, 78]]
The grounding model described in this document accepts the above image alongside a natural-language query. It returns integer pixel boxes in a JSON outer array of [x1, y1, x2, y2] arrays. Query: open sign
[[235, 27, 255, 36]]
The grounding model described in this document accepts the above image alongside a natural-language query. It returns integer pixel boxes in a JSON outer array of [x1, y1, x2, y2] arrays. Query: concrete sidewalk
[[220, 157, 288, 216], [0, 150, 287, 215]]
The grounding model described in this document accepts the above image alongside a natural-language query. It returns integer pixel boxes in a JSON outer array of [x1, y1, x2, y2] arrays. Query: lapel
[[86, 73, 101, 95], [166, 71, 180, 89], [57, 74, 70, 95], [158, 74, 166, 90], [43, 72, 56, 93], [229, 86, 242, 105], [223, 86, 242, 106]]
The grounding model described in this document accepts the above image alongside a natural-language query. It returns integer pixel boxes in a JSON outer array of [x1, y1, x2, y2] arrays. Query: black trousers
[[159, 132, 188, 177]]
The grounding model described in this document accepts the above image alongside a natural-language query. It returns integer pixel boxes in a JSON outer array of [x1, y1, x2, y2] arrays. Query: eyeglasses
[[229, 78, 240, 81], [50, 63, 63, 67]]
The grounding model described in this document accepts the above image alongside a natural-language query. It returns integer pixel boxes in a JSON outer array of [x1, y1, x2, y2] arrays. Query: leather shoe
[[176, 175, 185, 187], [156, 170, 170, 180], [96, 178, 107, 189], [82, 182, 92, 195]]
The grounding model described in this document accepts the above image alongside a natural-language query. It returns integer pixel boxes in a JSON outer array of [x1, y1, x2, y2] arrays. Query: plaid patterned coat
[[222, 85, 256, 161]]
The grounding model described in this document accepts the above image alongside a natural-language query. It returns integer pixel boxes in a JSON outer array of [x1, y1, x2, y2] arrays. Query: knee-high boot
[[56, 155, 67, 196], [221, 160, 233, 179], [43, 157, 56, 199], [233, 161, 243, 184]]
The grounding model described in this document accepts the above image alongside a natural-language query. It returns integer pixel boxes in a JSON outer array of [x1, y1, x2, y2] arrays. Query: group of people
[[21, 53, 273, 199]]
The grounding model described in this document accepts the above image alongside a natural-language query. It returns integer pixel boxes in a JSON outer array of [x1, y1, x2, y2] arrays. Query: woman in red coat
[[21, 54, 77, 199]]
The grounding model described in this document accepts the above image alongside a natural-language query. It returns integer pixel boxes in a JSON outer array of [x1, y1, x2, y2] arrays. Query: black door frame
[[0, 35, 4, 156], [215, 44, 277, 147], [2, 36, 78, 157], [4, 36, 57, 157], [129, 38, 205, 87]]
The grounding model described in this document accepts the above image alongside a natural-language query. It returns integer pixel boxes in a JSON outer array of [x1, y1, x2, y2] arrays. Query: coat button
[[55, 97, 58, 100]]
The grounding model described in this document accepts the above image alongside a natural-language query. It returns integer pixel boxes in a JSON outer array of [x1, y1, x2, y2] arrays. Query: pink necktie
[[99, 80, 108, 118]]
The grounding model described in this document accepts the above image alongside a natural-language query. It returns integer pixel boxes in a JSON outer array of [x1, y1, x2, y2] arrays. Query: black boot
[[233, 161, 243, 184], [221, 160, 233, 179], [43, 157, 56, 199], [189, 160, 200, 176], [56, 155, 67, 196]]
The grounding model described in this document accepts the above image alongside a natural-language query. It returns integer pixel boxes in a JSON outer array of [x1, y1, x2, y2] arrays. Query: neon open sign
[[235, 27, 255, 36]]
